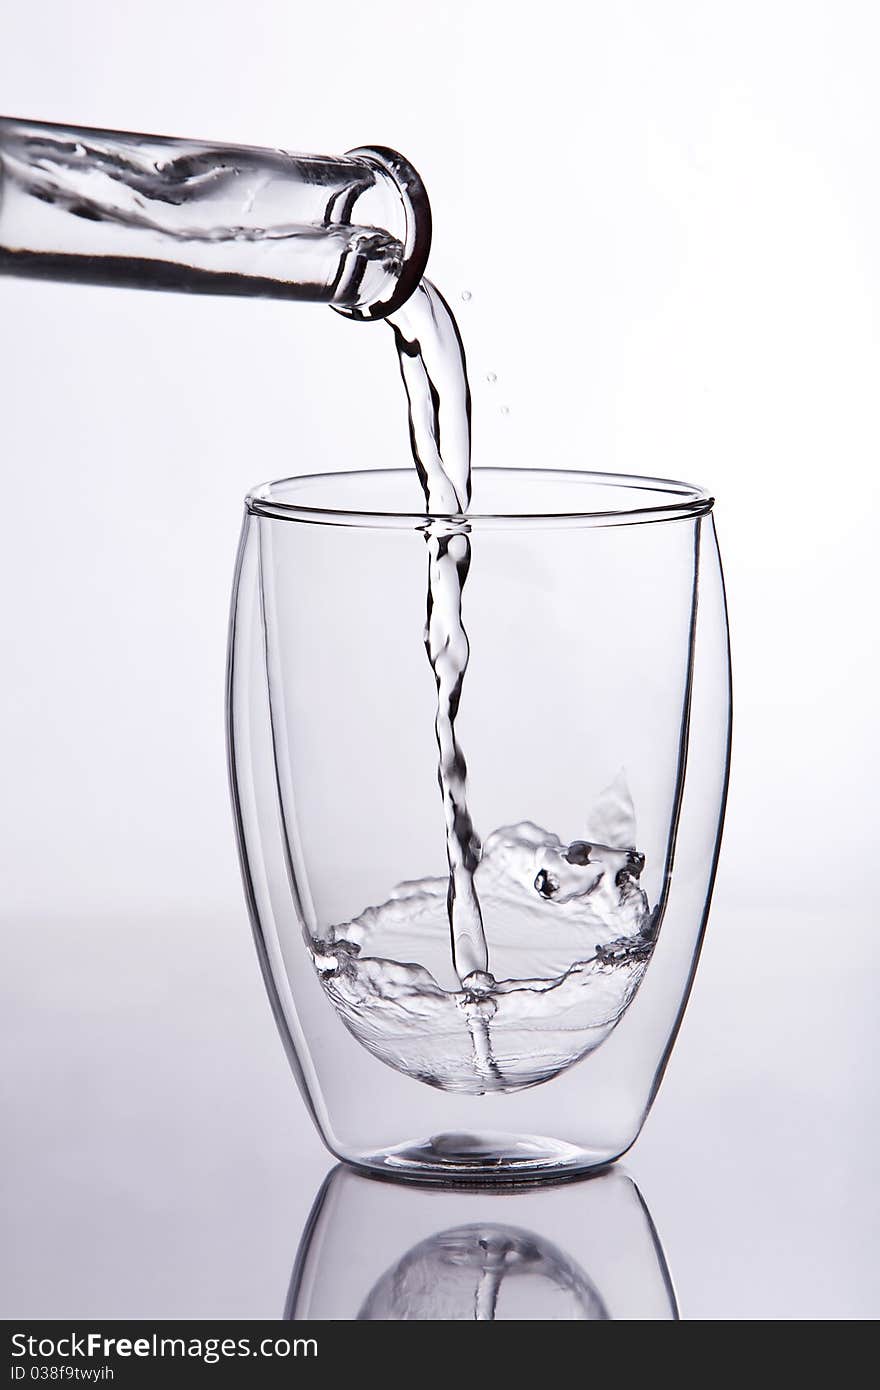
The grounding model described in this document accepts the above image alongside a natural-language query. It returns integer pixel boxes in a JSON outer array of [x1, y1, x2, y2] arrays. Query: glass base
[[344, 1132, 619, 1187]]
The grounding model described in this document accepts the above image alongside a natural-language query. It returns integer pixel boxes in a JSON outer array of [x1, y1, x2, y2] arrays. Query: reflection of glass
[[287, 1165, 679, 1320], [229, 469, 731, 1180]]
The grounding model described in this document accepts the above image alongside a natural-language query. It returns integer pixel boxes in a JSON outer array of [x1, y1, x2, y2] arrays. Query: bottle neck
[[0, 117, 431, 319]]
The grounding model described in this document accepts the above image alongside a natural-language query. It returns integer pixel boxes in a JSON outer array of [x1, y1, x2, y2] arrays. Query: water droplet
[[486, 372, 497, 384], [460, 290, 472, 302]]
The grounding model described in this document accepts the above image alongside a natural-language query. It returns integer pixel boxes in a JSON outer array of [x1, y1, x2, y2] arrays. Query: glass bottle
[[0, 115, 431, 319]]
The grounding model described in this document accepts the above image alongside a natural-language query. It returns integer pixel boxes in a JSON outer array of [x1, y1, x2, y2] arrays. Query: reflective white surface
[[2, 0, 879, 1323], [2, 882, 876, 1319]]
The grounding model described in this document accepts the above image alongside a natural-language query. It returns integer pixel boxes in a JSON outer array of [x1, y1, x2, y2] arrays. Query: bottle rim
[[332, 146, 433, 322]]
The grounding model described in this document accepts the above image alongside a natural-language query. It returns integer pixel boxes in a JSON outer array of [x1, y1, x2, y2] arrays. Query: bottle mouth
[[246, 467, 714, 530], [332, 146, 432, 322]]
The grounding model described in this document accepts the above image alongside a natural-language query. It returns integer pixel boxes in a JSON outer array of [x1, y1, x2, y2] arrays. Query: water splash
[[314, 786, 656, 1093], [310, 281, 658, 1093]]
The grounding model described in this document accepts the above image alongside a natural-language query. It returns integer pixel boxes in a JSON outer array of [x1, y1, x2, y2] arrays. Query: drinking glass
[[227, 467, 730, 1182]]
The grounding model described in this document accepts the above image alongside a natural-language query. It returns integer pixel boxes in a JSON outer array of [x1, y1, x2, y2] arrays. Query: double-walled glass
[[227, 468, 730, 1182]]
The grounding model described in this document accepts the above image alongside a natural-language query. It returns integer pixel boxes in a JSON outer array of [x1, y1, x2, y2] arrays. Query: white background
[[2, 1, 878, 1319]]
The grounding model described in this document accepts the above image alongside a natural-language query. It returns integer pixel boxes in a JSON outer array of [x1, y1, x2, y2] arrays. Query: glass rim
[[245, 467, 714, 530]]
